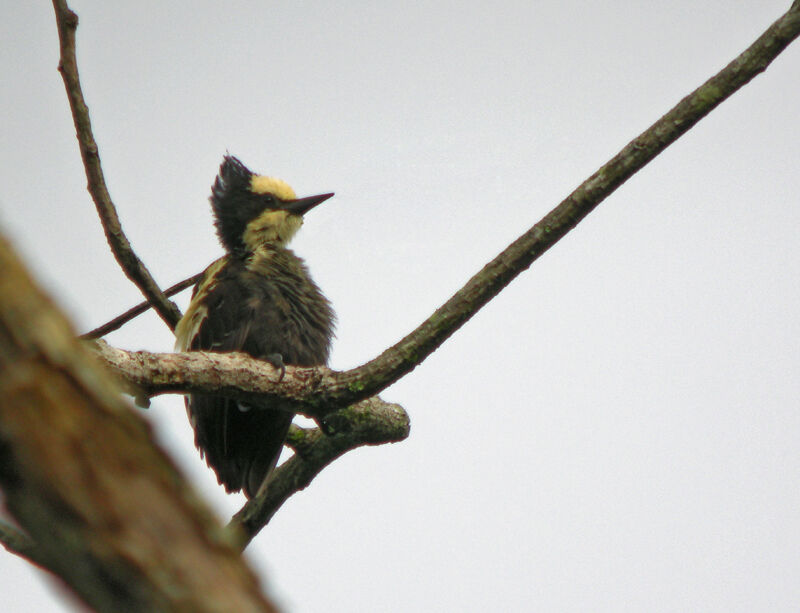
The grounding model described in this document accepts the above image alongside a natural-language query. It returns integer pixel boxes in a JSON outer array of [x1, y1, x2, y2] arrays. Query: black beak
[[284, 192, 334, 216]]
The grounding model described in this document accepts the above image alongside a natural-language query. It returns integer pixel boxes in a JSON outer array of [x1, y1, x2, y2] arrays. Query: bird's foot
[[264, 353, 286, 382]]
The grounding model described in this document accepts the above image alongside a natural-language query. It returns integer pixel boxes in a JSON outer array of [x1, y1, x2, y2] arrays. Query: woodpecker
[[175, 155, 335, 498]]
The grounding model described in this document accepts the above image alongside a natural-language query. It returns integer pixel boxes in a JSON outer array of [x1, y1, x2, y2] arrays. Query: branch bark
[[52, 0, 182, 330], [0, 231, 277, 612], [92, 343, 410, 547], [93, 341, 336, 417]]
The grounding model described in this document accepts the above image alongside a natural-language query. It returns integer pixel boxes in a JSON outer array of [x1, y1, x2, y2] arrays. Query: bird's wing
[[184, 259, 293, 497]]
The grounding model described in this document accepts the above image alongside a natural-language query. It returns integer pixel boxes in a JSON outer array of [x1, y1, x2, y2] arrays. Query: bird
[[175, 154, 335, 498]]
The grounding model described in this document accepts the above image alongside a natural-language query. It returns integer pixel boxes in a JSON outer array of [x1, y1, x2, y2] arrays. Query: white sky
[[2, 2, 800, 611]]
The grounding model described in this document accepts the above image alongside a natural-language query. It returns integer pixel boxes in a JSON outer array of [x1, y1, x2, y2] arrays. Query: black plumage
[[176, 155, 334, 498]]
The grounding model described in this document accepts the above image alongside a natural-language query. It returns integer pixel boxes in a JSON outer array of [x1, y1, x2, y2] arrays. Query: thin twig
[[81, 270, 205, 340], [52, 1, 182, 330]]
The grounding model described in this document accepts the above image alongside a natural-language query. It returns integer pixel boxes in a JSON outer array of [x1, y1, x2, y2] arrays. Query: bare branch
[[91, 344, 410, 547], [314, 3, 800, 407], [93, 341, 328, 413], [52, 0, 182, 330], [92, 341, 408, 422], [81, 270, 207, 340]]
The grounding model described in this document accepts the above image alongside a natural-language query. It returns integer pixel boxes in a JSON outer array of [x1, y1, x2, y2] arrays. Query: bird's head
[[210, 155, 334, 253]]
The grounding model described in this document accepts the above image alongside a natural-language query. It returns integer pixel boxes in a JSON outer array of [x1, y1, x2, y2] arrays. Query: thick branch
[[52, 0, 181, 330], [0, 232, 276, 612], [93, 341, 331, 415], [93, 340, 406, 415], [92, 345, 410, 548]]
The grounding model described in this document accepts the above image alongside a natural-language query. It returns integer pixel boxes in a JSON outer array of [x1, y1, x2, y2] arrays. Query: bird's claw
[[265, 353, 286, 382]]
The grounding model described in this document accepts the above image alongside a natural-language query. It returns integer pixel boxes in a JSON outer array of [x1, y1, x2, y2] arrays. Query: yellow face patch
[[243, 209, 303, 249], [249, 175, 296, 200]]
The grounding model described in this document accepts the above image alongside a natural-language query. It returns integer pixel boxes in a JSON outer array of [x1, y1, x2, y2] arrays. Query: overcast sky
[[2, 2, 800, 611]]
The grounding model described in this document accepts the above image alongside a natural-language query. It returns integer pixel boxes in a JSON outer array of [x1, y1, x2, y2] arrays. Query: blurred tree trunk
[[0, 230, 278, 613]]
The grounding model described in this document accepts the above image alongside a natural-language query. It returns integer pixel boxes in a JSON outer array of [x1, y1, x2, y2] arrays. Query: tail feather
[[186, 395, 293, 498]]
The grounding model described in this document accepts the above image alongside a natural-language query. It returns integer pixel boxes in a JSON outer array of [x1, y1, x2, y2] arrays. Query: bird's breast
[[188, 246, 335, 366]]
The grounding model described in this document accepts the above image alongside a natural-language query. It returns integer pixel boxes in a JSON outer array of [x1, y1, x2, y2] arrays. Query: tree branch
[[92, 344, 410, 548], [0, 231, 277, 612], [52, 0, 182, 331], [81, 270, 206, 340], [313, 2, 800, 409], [93, 341, 336, 416]]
